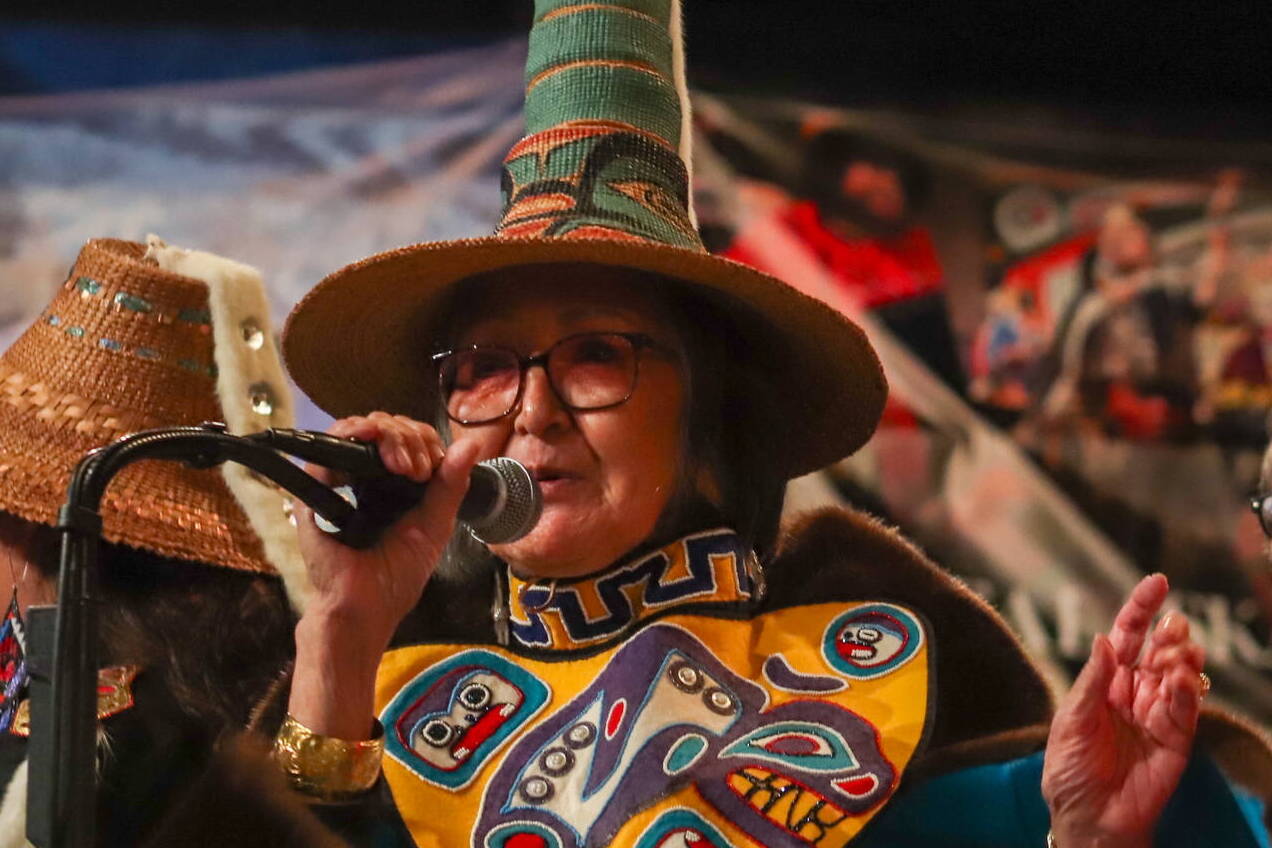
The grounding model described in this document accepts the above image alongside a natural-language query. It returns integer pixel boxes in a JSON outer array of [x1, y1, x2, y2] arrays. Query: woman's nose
[[514, 364, 571, 436]]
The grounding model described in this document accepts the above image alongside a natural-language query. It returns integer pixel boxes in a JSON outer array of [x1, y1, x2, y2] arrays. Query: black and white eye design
[[458, 681, 492, 711], [419, 718, 456, 748], [851, 627, 883, 644]]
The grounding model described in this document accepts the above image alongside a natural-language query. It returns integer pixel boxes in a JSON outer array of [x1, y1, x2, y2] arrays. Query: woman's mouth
[[528, 467, 582, 498]]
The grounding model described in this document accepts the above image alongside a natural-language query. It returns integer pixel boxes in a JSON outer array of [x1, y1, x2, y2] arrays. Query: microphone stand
[[26, 423, 363, 848]]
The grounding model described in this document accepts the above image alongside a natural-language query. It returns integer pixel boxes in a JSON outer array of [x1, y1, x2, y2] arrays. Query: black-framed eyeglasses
[[1251, 494, 1272, 538], [432, 331, 666, 425]]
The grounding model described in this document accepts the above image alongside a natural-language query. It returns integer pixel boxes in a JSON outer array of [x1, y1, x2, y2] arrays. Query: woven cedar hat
[[0, 238, 306, 601], [283, 0, 886, 478]]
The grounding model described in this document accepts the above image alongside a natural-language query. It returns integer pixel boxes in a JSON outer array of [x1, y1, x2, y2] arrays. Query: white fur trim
[[667, 0, 696, 229], [0, 760, 28, 848], [146, 235, 313, 612]]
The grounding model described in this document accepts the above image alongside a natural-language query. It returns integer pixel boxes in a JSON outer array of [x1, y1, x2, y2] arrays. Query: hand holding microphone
[[284, 415, 498, 745], [266, 426, 541, 549]]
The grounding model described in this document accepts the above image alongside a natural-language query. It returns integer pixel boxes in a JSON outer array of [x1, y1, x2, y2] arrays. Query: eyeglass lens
[[440, 333, 641, 423]]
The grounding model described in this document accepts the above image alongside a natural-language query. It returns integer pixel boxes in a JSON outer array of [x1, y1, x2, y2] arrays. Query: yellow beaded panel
[[377, 601, 930, 847]]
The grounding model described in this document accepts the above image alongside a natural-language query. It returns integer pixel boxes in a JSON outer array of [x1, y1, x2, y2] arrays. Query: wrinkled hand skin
[[288, 412, 483, 740], [295, 413, 478, 635], [1042, 574, 1205, 848]]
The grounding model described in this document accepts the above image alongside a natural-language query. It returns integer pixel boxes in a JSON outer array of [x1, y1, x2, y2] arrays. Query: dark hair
[[5, 512, 295, 730], [800, 128, 931, 228], [655, 284, 788, 561]]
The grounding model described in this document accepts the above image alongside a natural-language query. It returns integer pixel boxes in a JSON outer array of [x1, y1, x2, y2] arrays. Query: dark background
[[3, 1, 1272, 140]]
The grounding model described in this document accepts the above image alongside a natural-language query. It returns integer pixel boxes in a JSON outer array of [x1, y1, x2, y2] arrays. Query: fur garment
[[146, 234, 312, 612]]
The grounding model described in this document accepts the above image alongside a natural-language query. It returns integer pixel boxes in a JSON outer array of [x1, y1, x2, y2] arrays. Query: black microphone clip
[[252, 428, 541, 549]]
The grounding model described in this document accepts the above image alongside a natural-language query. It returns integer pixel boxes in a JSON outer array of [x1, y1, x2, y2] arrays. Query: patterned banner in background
[[1, 41, 1269, 720], [697, 95, 1272, 718]]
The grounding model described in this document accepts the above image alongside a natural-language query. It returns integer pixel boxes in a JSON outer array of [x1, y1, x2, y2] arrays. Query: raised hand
[[1042, 574, 1206, 848], [288, 412, 482, 739]]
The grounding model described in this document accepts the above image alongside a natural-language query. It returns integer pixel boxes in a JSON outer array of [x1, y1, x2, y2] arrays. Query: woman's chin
[[492, 508, 634, 580]]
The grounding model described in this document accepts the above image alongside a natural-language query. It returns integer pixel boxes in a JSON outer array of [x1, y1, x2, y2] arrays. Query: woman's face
[[841, 160, 905, 224], [448, 267, 685, 579]]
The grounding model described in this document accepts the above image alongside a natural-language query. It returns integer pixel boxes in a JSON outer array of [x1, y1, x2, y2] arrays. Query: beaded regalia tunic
[[374, 529, 932, 847]]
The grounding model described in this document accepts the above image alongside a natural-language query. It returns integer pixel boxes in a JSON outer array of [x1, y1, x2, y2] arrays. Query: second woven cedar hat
[[283, 0, 886, 478], [0, 238, 308, 607]]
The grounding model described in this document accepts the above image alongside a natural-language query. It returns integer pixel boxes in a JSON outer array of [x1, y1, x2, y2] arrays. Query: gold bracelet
[[272, 713, 384, 802]]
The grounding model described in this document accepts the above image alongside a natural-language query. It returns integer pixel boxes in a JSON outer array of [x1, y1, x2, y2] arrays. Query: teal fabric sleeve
[[853, 750, 1267, 847]]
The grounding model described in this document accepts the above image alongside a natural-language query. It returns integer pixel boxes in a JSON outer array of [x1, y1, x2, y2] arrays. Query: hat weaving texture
[[283, 0, 887, 478], [0, 238, 302, 584]]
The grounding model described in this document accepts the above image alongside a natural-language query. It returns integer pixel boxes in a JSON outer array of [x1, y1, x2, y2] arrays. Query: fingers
[[327, 413, 446, 481], [388, 415, 446, 482], [299, 413, 469, 546], [1109, 573, 1170, 666], [1166, 667, 1203, 733], [1118, 606, 1206, 754], [1142, 665, 1203, 752], [1068, 633, 1118, 716], [1141, 642, 1206, 682], [394, 438, 483, 555], [1132, 612, 1205, 731], [1141, 614, 1205, 676], [296, 413, 448, 549]]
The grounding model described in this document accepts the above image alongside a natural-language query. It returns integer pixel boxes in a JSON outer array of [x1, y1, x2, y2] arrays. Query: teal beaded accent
[[113, 292, 153, 314], [74, 277, 101, 296], [176, 358, 217, 378], [41, 284, 217, 374], [178, 308, 212, 325]]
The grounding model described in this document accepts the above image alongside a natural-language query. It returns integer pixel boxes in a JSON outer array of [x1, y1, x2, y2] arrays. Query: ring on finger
[[1199, 671, 1211, 698]]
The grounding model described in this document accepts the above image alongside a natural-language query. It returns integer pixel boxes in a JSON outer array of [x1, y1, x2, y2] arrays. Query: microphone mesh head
[[466, 457, 543, 545]]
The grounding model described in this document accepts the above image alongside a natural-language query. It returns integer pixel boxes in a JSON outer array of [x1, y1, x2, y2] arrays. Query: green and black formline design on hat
[[283, 0, 888, 478], [499, 0, 700, 247]]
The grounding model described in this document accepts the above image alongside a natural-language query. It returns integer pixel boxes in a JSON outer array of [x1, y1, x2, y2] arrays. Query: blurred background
[[3, 2, 1272, 719]]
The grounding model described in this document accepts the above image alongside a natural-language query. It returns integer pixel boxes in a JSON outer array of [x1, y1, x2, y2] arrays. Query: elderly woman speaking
[[275, 2, 1265, 846]]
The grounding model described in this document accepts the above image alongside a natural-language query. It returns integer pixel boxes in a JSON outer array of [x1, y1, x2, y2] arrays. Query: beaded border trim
[[44, 275, 218, 378]]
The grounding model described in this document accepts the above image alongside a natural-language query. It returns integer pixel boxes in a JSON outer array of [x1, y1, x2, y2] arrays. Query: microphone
[[257, 429, 542, 548]]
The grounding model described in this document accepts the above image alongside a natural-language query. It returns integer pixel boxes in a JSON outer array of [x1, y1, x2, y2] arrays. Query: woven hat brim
[[0, 408, 273, 574], [0, 238, 276, 575], [283, 237, 886, 479]]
